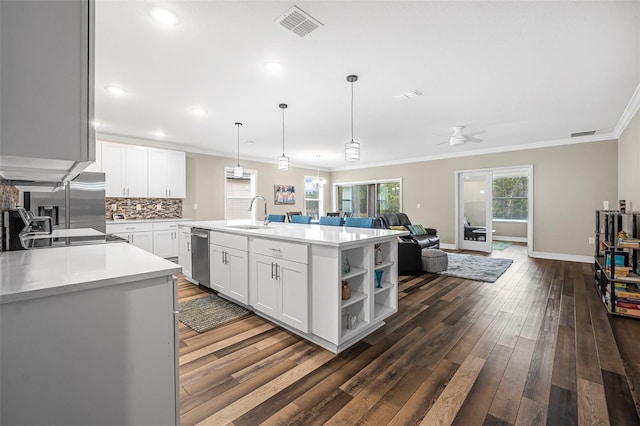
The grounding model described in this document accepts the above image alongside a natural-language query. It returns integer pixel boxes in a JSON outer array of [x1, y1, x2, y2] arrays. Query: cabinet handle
[[122, 188, 126, 196], [125, 227, 135, 230], [269, 248, 282, 253], [169, 189, 171, 197], [131, 234, 134, 243], [187, 241, 190, 252], [221, 250, 225, 264], [271, 262, 275, 279], [225, 251, 229, 264], [275, 263, 280, 280]]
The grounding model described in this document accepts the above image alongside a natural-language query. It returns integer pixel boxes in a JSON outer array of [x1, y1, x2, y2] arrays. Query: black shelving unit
[[594, 210, 640, 319]]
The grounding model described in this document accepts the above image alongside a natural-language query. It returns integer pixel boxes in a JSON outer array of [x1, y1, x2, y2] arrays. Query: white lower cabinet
[[178, 228, 192, 278], [210, 232, 249, 305], [107, 222, 154, 252], [250, 239, 309, 333], [153, 222, 180, 258]]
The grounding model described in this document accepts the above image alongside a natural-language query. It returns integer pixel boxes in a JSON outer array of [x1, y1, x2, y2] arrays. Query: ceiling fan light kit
[[439, 126, 485, 147], [345, 74, 360, 162], [277, 103, 290, 171], [234, 122, 244, 178]]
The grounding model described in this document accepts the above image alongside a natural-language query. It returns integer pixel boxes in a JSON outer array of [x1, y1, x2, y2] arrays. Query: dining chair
[[290, 215, 312, 224], [319, 216, 344, 226], [345, 217, 375, 228], [267, 214, 286, 222], [326, 212, 340, 217], [287, 211, 302, 222]]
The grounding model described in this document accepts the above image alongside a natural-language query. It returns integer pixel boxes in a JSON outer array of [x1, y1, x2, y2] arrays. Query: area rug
[[178, 294, 251, 333], [492, 241, 513, 251], [438, 253, 513, 283]]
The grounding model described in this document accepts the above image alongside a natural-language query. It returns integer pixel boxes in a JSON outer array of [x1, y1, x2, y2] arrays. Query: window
[[224, 168, 256, 220], [304, 176, 324, 219], [492, 175, 528, 220], [334, 179, 401, 218]]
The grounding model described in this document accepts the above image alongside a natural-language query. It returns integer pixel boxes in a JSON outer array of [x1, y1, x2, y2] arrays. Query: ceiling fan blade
[[466, 137, 483, 143], [465, 130, 487, 137]]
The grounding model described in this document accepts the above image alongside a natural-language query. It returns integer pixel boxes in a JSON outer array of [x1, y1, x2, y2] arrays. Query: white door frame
[[454, 165, 533, 256], [457, 170, 493, 252]]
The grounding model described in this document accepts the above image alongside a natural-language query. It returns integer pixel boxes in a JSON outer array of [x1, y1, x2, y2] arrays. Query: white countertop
[[181, 220, 409, 247], [0, 243, 182, 304], [106, 218, 192, 224], [21, 228, 104, 241]]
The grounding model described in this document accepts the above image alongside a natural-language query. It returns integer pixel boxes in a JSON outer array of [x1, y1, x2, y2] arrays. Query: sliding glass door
[[335, 180, 401, 218]]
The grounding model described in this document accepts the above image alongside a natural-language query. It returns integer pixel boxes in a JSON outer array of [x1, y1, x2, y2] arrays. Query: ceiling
[[95, 1, 640, 171]]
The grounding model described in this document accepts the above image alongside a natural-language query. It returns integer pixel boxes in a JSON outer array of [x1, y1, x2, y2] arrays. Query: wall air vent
[[570, 130, 597, 137], [275, 5, 323, 38]]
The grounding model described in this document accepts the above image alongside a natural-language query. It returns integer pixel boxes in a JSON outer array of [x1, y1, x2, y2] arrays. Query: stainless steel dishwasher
[[190, 228, 210, 287]]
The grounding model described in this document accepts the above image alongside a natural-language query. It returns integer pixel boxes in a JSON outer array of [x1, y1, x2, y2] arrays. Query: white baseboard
[[494, 236, 528, 243], [440, 243, 457, 250], [531, 251, 593, 263]]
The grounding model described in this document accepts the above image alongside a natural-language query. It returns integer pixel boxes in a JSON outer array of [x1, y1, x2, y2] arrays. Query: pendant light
[[345, 74, 360, 161], [277, 103, 290, 171], [233, 122, 244, 178], [312, 154, 326, 188]]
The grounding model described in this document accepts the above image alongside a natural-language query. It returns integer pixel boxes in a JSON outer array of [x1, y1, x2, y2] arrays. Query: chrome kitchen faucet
[[248, 195, 268, 226]]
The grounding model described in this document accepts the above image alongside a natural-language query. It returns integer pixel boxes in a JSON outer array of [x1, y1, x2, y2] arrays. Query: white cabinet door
[[102, 142, 126, 197], [209, 244, 227, 293], [227, 247, 248, 305], [178, 229, 192, 278], [125, 145, 148, 197], [0, 0, 94, 180], [153, 230, 175, 258], [278, 259, 309, 333], [252, 254, 278, 317], [114, 232, 153, 252], [102, 142, 147, 197], [148, 148, 186, 198]]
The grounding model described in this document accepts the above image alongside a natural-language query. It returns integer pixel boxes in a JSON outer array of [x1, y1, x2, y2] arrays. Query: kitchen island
[[180, 220, 409, 353], [0, 243, 181, 426]]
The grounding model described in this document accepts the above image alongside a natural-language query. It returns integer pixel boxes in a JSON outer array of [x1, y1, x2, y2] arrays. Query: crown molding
[[329, 133, 617, 172], [613, 82, 640, 138]]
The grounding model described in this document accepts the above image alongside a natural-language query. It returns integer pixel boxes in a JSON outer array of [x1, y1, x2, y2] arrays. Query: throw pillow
[[407, 224, 427, 235], [389, 225, 407, 231]]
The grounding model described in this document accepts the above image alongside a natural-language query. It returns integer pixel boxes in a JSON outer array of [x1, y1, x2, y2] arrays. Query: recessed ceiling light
[[153, 130, 167, 137], [92, 120, 102, 127], [106, 86, 127, 96], [150, 8, 179, 25], [190, 107, 206, 116], [265, 62, 284, 72]]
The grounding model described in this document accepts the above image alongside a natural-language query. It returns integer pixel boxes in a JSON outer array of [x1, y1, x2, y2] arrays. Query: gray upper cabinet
[[0, 0, 95, 182]]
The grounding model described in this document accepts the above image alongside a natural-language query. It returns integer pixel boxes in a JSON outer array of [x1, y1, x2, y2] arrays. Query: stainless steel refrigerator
[[25, 172, 106, 233]]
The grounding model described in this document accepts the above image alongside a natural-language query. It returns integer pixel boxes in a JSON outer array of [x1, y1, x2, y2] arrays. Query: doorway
[[456, 166, 533, 255]]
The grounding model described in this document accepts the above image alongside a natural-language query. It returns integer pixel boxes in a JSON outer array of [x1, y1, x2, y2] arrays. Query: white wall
[[618, 107, 640, 210]]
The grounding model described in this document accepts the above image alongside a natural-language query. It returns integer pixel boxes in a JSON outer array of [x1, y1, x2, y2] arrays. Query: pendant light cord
[[236, 123, 241, 166], [350, 81, 354, 142], [282, 107, 285, 155]]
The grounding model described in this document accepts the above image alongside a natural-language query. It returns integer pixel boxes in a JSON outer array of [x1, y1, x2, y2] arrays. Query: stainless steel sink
[[225, 224, 270, 230]]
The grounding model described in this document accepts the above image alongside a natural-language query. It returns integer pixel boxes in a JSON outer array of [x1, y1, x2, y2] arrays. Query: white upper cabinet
[[0, 0, 95, 181], [148, 148, 186, 198], [84, 140, 102, 172], [102, 142, 148, 197]]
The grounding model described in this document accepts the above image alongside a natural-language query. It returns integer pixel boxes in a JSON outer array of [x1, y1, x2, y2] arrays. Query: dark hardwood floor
[[178, 244, 640, 425]]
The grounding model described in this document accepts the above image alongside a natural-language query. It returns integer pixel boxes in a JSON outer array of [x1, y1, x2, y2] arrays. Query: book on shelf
[[614, 282, 639, 290], [616, 300, 640, 310], [615, 290, 640, 300], [615, 307, 640, 317]]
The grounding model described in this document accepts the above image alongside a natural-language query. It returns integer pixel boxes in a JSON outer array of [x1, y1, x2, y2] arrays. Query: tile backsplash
[[106, 197, 182, 220], [1, 178, 20, 253]]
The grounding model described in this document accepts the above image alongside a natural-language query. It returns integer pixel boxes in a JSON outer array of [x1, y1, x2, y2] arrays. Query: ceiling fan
[[438, 126, 485, 146]]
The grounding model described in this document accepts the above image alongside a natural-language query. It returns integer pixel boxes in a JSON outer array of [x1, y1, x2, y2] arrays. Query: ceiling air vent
[[275, 5, 323, 38], [570, 130, 596, 138]]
